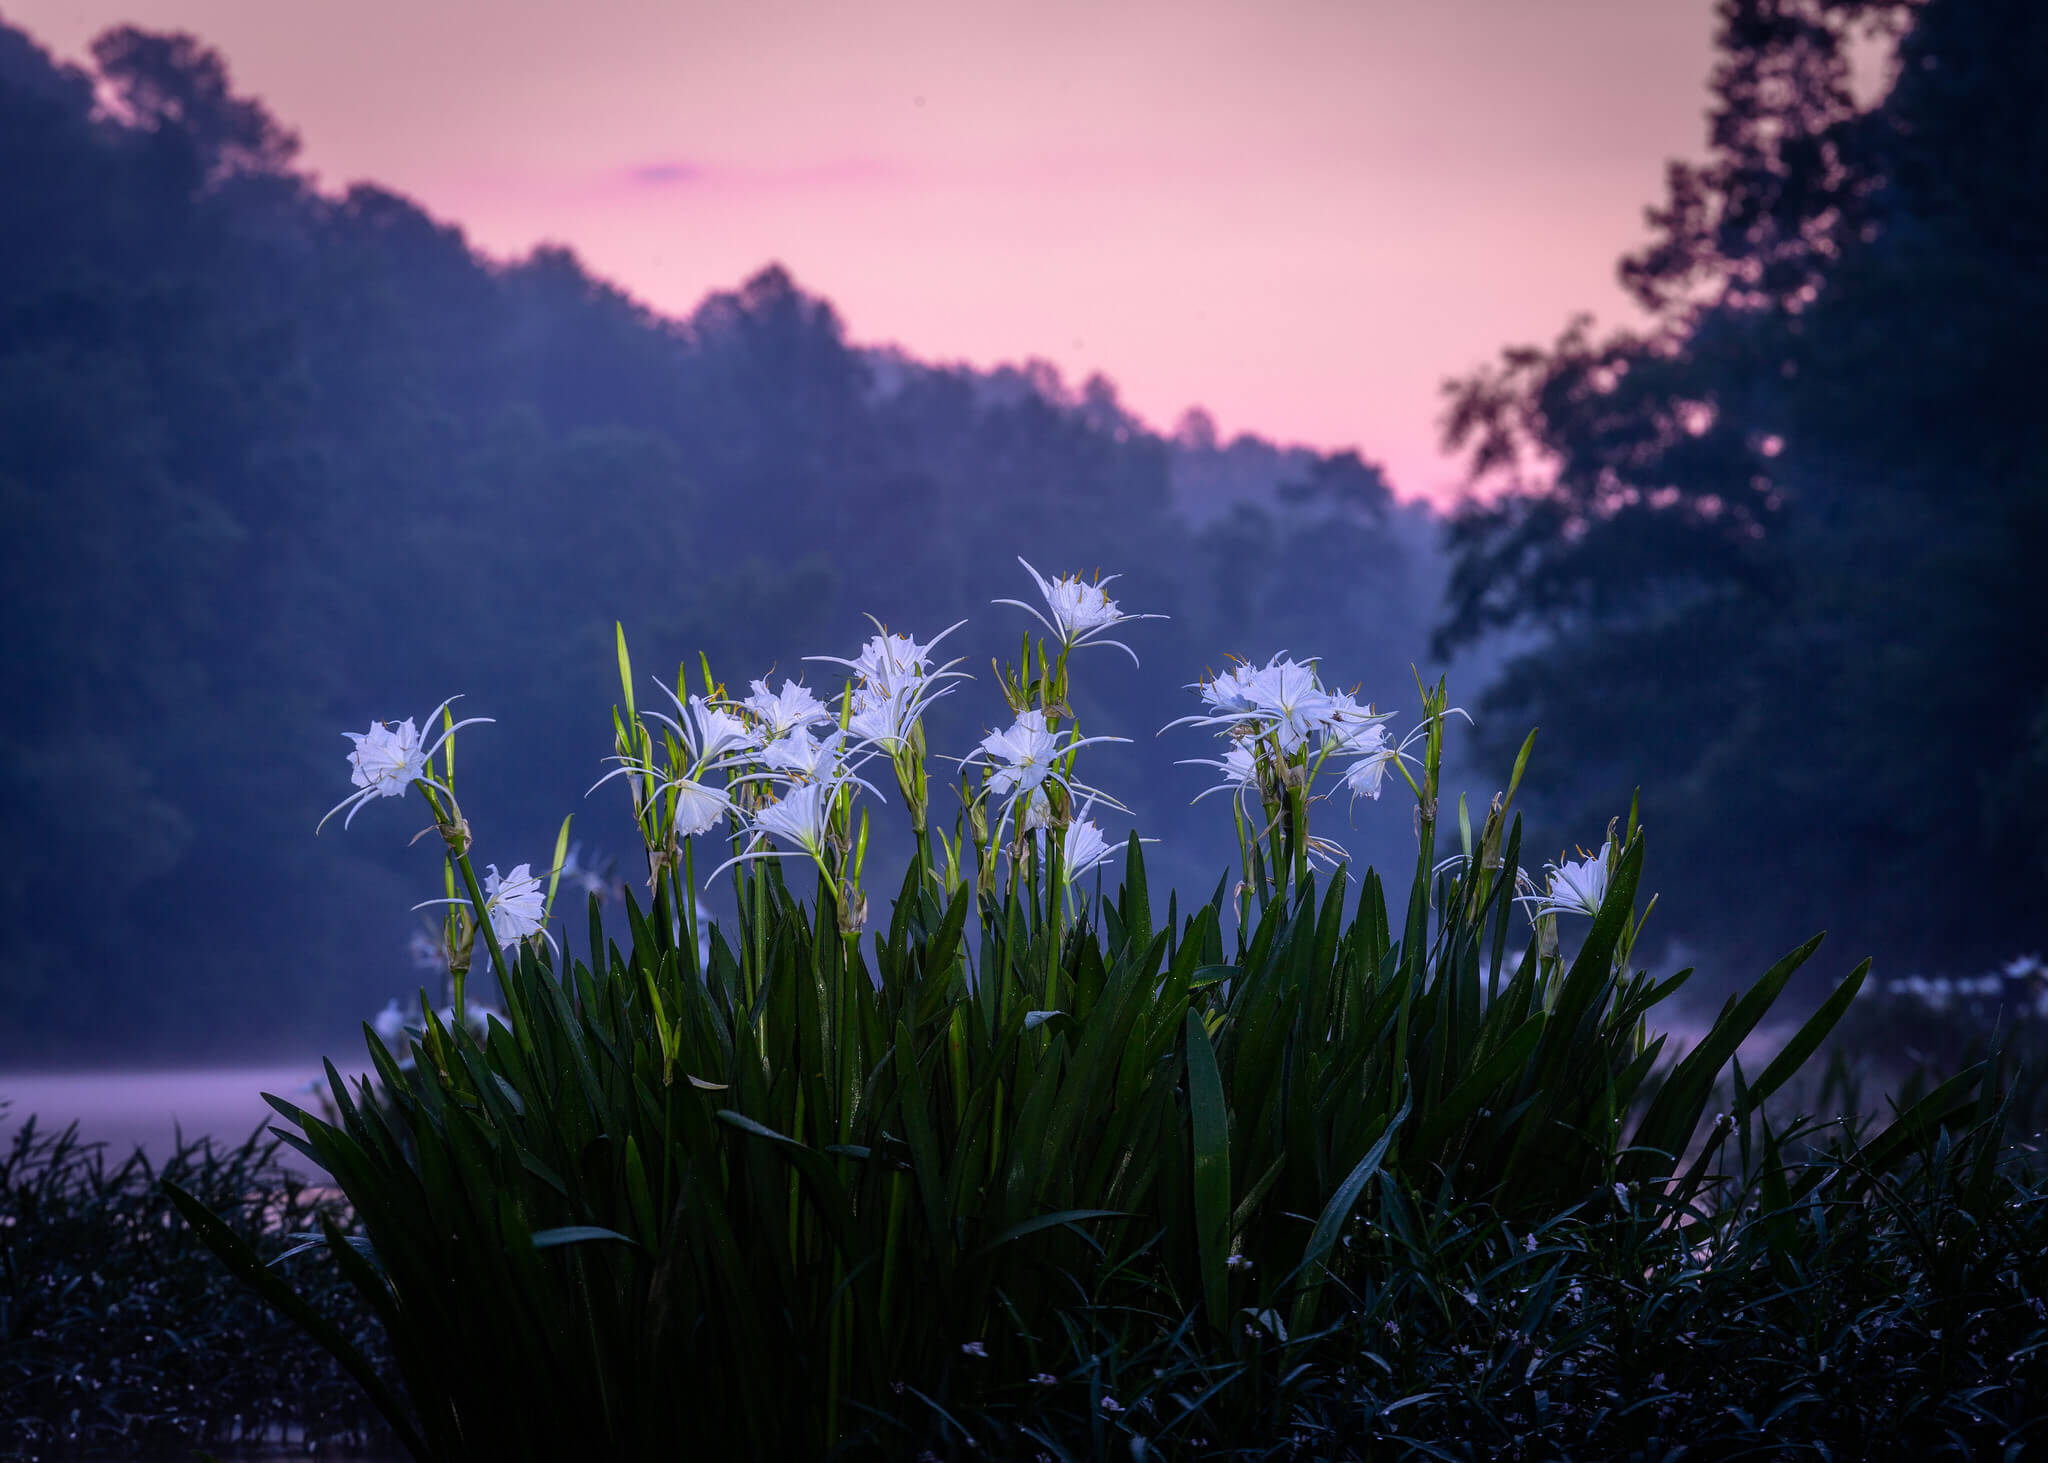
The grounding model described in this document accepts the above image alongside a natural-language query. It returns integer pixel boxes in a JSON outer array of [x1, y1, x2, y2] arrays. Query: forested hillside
[[0, 21, 1457, 1061]]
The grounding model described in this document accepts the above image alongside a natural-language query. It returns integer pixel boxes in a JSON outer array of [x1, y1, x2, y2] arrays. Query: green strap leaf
[[529, 1225, 642, 1250], [969, 1208, 1130, 1261], [1743, 958, 1870, 1114], [1185, 1008, 1233, 1329], [1289, 1090, 1409, 1341]]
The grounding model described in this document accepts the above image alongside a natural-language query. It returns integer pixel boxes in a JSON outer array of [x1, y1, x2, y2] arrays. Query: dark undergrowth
[[925, 1098, 2048, 1460], [0, 1112, 389, 1460], [10, 1089, 2046, 1459]]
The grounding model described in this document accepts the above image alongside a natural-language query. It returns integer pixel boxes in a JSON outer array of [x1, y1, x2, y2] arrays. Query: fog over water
[[2, 1068, 344, 1176]]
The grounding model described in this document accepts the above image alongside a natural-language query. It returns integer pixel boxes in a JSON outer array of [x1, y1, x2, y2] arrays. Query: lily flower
[[666, 777, 734, 838], [994, 559, 1164, 663], [558, 842, 618, 903], [739, 677, 831, 741], [1164, 655, 1335, 752], [1340, 746, 1396, 802], [846, 679, 941, 757], [589, 685, 753, 823], [318, 698, 490, 832], [1195, 660, 1263, 714], [1519, 842, 1615, 920], [649, 689, 758, 768], [807, 619, 971, 759], [1061, 808, 1154, 885], [757, 725, 851, 782], [1319, 689, 1395, 747], [1179, 741, 1262, 810], [414, 860, 556, 953], [482, 862, 549, 944], [707, 777, 852, 882], [1237, 657, 1337, 752], [1326, 718, 1398, 803], [961, 709, 1129, 828], [807, 618, 969, 698]]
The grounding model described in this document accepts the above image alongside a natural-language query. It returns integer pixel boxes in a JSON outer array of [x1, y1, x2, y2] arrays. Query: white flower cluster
[[324, 562, 1473, 963], [1167, 653, 1404, 822], [1877, 954, 2048, 1018]]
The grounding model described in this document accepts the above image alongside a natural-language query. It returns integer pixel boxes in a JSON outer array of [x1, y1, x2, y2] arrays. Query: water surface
[[1, 1066, 338, 1175]]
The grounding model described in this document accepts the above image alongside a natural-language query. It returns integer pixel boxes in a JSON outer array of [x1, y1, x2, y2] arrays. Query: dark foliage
[[0, 1113, 386, 1458], [995, 1100, 2048, 1460], [1434, 0, 2048, 978]]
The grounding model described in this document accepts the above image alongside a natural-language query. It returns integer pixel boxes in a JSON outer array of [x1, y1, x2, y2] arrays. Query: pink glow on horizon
[[8, 0, 1723, 503]]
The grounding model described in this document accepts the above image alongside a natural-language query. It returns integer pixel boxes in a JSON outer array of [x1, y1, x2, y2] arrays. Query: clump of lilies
[[319, 560, 1625, 1024]]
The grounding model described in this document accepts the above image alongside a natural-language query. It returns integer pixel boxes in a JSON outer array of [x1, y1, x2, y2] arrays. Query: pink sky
[[9, 0, 1720, 502]]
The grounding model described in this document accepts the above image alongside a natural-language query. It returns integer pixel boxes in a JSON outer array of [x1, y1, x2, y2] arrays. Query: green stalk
[[417, 782, 508, 1027]]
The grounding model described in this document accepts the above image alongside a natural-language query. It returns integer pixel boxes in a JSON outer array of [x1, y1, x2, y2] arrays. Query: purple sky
[[10, 0, 1723, 501]]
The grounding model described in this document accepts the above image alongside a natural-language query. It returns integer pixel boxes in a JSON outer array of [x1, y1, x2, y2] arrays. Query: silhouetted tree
[[1435, 0, 2048, 975]]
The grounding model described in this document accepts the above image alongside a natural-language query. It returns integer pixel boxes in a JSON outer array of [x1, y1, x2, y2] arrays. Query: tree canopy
[[1436, 0, 2048, 976]]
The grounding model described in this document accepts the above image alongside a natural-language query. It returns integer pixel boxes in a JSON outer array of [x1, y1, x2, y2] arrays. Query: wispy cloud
[[621, 157, 905, 192], [629, 160, 705, 185]]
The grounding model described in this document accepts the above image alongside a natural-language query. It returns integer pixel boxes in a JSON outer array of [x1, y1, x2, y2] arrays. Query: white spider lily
[[318, 697, 490, 832], [482, 862, 549, 943], [807, 618, 969, 698], [1164, 655, 1336, 751], [752, 783, 837, 860], [963, 710, 1129, 826], [1327, 718, 1397, 803], [1061, 812, 1154, 885], [1195, 661, 1263, 715], [706, 774, 874, 883], [846, 678, 943, 756], [667, 777, 734, 838], [1520, 842, 1615, 919], [1319, 690, 1395, 747], [740, 677, 830, 741], [589, 685, 754, 813], [974, 710, 1063, 803], [414, 860, 556, 953], [558, 842, 617, 903], [1340, 746, 1396, 802], [807, 619, 970, 759], [757, 725, 850, 782], [994, 559, 1164, 662], [1179, 741, 1262, 808], [1238, 658, 1337, 752], [653, 690, 758, 768]]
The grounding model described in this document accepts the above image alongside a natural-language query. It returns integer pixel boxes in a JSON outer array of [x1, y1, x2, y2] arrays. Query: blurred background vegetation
[[0, 0, 2042, 1065]]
